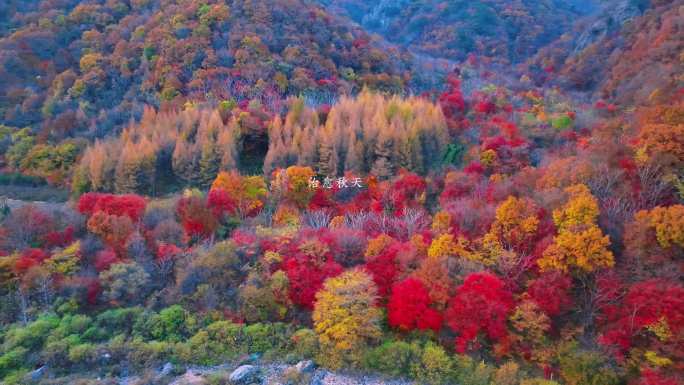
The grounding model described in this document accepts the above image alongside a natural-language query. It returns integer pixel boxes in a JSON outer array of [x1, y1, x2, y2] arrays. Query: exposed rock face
[[229, 365, 263, 385], [574, 0, 645, 52]]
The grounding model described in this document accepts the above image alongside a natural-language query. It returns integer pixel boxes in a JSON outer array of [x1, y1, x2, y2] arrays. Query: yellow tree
[[538, 184, 614, 274], [312, 269, 381, 370], [486, 196, 539, 252]]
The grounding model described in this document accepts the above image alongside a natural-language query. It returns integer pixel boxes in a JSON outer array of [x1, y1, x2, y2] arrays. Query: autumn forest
[[0, 0, 682, 384]]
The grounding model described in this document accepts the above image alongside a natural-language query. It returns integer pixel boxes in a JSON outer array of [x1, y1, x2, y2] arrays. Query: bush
[[126, 339, 172, 369], [99, 262, 150, 306], [184, 320, 246, 364], [68, 343, 96, 364], [0, 347, 28, 378], [42, 336, 81, 367], [492, 361, 521, 385], [150, 305, 195, 342], [3, 315, 59, 351], [50, 314, 92, 340], [96, 307, 144, 335], [244, 323, 288, 354], [452, 354, 493, 385], [559, 345, 619, 385], [205, 320, 243, 355], [410, 342, 454, 385], [186, 330, 216, 365], [279, 366, 312, 385], [290, 328, 318, 361], [364, 339, 421, 377]]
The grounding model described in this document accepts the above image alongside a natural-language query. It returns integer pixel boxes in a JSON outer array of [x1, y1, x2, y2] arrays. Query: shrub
[[0, 347, 28, 378], [452, 354, 493, 385], [3, 315, 59, 351], [68, 343, 96, 364], [558, 345, 620, 385], [126, 339, 172, 369], [290, 328, 318, 361], [410, 342, 454, 385], [96, 307, 144, 336], [492, 361, 521, 385], [244, 323, 289, 354], [99, 262, 150, 306], [204, 320, 243, 356], [150, 305, 195, 342], [364, 339, 421, 377]]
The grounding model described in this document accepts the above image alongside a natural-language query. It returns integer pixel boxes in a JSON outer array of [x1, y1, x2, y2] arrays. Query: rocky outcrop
[[229, 365, 263, 385], [574, 0, 645, 52]]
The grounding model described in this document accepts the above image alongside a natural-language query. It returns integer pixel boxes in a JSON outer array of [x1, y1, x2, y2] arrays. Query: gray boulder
[[294, 360, 316, 374], [229, 365, 262, 385]]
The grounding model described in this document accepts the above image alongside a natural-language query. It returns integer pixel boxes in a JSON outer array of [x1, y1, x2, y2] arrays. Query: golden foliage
[[329, 215, 345, 229], [365, 234, 394, 260], [645, 316, 673, 342], [510, 300, 551, 345], [313, 269, 381, 370], [45, 241, 81, 276], [273, 203, 301, 227], [539, 184, 613, 274], [431, 211, 452, 234], [539, 225, 614, 273], [645, 205, 684, 249], [485, 196, 539, 255], [552, 184, 599, 231], [537, 157, 594, 190], [427, 234, 457, 259], [266, 90, 449, 176], [636, 101, 684, 169]]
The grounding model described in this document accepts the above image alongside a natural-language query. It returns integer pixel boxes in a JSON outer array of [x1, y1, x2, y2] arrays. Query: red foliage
[[94, 249, 120, 272], [14, 248, 50, 274], [526, 272, 573, 317], [445, 272, 515, 353], [77, 192, 102, 216], [157, 243, 182, 262], [78, 193, 147, 222], [388, 278, 442, 332], [207, 188, 237, 218], [86, 279, 101, 305], [463, 162, 485, 175], [284, 255, 343, 310], [439, 75, 466, 133], [43, 226, 75, 249], [308, 188, 335, 211], [475, 100, 496, 115], [364, 245, 399, 298], [600, 279, 684, 357], [176, 196, 218, 240], [636, 369, 680, 385]]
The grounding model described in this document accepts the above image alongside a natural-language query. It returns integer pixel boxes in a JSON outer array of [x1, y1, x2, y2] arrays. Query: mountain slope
[[318, 0, 595, 63], [0, 0, 411, 139], [524, 0, 683, 106]]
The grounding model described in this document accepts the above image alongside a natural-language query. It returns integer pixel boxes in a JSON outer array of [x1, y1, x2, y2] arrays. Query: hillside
[[0, 2, 683, 385], [318, 0, 595, 63], [0, 0, 411, 140], [524, 0, 683, 106]]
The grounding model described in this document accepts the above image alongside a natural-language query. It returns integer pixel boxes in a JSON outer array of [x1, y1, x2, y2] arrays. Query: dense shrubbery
[[0, 2, 683, 383]]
